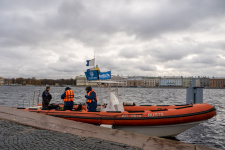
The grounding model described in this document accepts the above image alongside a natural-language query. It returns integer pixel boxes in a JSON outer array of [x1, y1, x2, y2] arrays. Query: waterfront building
[[0, 77, 4, 85], [160, 76, 182, 87], [182, 77, 201, 87], [127, 76, 143, 87], [182, 77, 192, 87], [75, 76, 86, 86], [209, 78, 225, 88], [111, 75, 127, 86], [143, 77, 160, 87], [199, 77, 210, 87], [75, 76, 97, 86]]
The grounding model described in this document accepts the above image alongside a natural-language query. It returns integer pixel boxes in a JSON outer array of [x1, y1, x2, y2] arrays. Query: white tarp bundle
[[104, 91, 124, 111]]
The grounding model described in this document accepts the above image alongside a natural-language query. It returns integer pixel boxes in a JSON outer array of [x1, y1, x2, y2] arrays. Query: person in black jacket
[[42, 86, 52, 110]]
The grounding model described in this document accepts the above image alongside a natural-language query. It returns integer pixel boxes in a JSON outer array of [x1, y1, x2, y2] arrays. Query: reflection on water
[[0, 86, 224, 150]]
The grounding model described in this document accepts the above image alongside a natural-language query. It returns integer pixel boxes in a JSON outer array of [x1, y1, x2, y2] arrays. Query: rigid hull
[[21, 103, 216, 137]]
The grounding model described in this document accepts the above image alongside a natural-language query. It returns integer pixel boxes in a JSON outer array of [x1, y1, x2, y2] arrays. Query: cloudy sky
[[1, 0, 225, 79]]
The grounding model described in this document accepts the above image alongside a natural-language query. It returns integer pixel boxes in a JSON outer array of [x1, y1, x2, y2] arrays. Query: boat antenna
[[94, 50, 96, 67]]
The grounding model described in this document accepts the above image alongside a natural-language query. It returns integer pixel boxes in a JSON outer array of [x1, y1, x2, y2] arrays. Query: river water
[[0, 86, 224, 149]]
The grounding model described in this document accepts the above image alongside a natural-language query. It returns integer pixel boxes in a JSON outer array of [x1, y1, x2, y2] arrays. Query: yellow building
[[143, 77, 160, 87], [75, 76, 98, 86], [182, 77, 201, 87], [0, 77, 4, 85]]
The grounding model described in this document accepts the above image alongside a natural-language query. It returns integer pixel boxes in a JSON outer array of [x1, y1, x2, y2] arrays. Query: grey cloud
[[146, 38, 225, 63], [0, 0, 225, 78], [192, 55, 218, 65], [96, 55, 157, 76], [0, 1, 60, 48], [137, 64, 157, 72], [163, 51, 225, 77], [2, 0, 224, 48], [118, 48, 141, 58], [47, 57, 84, 73], [146, 44, 192, 62]]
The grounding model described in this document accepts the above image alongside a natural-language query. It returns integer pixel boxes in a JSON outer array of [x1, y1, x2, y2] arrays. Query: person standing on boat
[[85, 86, 98, 112], [61, 87, 74, 110], [42, 86, 52, 110]]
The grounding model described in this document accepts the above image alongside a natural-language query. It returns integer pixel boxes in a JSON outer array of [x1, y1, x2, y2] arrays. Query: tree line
[[4, 77, 76, 86]]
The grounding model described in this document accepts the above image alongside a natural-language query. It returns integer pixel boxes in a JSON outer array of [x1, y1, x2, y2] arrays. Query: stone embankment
[[0, 105, 217, 150]]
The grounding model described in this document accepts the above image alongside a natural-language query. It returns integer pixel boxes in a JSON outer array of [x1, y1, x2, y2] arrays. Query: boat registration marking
[[148, 113, 164, 117], [121, 114, 142, 118], [121, 113, 164, 118]]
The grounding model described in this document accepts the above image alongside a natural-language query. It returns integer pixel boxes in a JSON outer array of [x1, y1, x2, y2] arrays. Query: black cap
[[65, 87, 71, 90], [85, 86, 89, 91]]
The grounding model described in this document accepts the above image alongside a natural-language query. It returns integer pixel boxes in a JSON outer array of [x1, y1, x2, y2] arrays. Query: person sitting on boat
[[42, 86, 52, 110], [61, 87, 74, 110], [85, 86, 98, 112]]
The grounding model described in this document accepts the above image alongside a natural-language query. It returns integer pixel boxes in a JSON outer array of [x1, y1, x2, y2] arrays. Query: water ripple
[[0, 86, 224, 149]]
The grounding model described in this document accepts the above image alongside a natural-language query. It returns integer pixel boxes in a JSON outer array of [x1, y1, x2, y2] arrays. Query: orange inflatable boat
[[18, 81, 216, 137], [19, 102, 216, 137]]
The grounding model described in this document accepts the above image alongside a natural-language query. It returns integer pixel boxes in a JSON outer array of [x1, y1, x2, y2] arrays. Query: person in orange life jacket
[[42, 86, 52, 110], [85, 86, 98, 112], [61, 87, 74, 110]]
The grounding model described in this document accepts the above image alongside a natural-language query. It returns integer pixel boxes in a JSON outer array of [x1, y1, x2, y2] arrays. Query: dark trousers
[[42, 102, 49, 110], [88, 107, 97, 112], [87, 101, 97, 112], [64, 101, 74, 110]]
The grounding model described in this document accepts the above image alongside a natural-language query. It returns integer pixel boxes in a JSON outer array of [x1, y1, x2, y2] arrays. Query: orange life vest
[[86, 90, 98, 103], [63, 90, 74, 102]]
